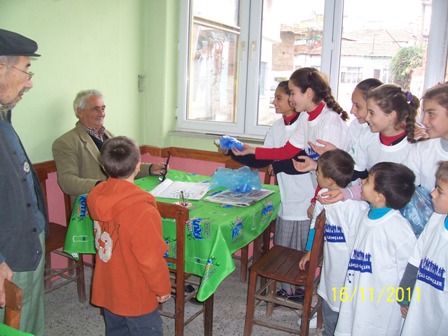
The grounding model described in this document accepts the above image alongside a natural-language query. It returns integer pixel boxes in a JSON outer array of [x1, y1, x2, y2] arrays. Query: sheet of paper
[[149, 179, 210, 200], [204, 189, 274, 207]]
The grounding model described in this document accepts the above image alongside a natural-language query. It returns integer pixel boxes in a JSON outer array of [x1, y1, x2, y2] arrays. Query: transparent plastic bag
[[400, 186, 434, 238], [210, 166, 261, 193], [219, 135, 244, 151]]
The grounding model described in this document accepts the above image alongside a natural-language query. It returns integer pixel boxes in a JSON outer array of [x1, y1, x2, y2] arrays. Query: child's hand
[[413, 123, 429, 140], [214, 139, 229, 155], [307, 203, 315, 219], [400, 305, 409, 318], [219, 147, 229, 155], [231, 143, 255, 156], [299, 252, 311, 270], [308, 139, 336, 155], [293, 156, 317, 172], [157, 293, 172, 303], [316, 189, 343, 204]]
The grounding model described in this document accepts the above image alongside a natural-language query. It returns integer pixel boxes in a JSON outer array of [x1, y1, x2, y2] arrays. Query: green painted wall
[[0, 0, 223, 164], [143, 0, 178, 147]]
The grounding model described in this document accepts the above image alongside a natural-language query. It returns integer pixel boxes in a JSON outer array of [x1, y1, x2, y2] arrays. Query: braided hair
[[289, 67, 349, 121], [367, 84, 419, 143]]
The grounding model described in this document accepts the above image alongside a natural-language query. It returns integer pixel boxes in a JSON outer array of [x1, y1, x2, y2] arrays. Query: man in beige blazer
[[52, 89, 165, 205]]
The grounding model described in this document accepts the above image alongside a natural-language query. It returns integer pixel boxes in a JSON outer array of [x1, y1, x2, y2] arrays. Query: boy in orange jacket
[[87, 136, 171, 336]]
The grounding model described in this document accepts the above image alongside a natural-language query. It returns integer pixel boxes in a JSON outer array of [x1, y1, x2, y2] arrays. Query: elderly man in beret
[[52, 89, 167, 206], [0, 28, 46, 335]]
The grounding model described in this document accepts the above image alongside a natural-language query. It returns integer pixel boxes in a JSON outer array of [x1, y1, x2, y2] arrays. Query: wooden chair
[[157, 202, 214, 336], [34, 165, 86, 303], [3, 280, 22, 329], [244, 210, 326, 336], [224, 158, 277, 282]]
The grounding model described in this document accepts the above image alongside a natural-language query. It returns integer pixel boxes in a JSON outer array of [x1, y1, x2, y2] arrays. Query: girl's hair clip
[[401, 88, 413, 104], [405, 91, 413, 104], [308, 71, 313, 81]]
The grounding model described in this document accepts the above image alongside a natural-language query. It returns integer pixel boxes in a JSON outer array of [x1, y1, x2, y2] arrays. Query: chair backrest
[[306, 209, 326, 286], [157, 202, 189, 273], [34, 164, 72, 224], [4, 279, 23, 329], [224, 158, 275, 185], [156, 202, 189, 336]]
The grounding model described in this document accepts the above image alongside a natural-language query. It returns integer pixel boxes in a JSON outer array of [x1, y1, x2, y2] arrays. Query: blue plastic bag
[[210, 166, 261, 193], [219, 136, 244, 151], [400, 186, 434, 238]]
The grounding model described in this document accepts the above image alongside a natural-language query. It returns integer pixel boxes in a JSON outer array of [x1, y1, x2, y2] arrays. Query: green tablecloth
[[64, 170, 280, 301], [0, 324, 33, 336]]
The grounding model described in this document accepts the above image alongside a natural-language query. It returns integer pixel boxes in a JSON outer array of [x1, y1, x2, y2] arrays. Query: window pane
[[188, 22, 239, 123], [258, 0, 325, 126], [193, 0, 239, 27], [338, 0, 431, 114]]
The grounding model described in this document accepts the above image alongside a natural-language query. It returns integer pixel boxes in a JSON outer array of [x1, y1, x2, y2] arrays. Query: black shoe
[[276, 289, 290, 299], [273, 289, 291, 308], [185, 284, 195, 293], [288, 288, 305, 303], [185, 285, 203, 305], [171, 285, 195, 299]]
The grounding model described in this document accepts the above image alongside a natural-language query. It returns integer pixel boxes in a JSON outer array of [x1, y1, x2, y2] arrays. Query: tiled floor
[[45, 261, 322, 336]]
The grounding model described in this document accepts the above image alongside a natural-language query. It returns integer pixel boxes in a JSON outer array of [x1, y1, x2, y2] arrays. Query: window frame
[[176, 0, 448, 138]]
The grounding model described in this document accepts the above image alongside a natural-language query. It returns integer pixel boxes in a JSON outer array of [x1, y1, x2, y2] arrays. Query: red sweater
[[87, 178, 171, 316], [255, 102, 326, 160]]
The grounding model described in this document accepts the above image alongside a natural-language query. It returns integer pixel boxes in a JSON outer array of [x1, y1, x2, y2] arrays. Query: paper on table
[[204, 189, 274, 207], [149, 178, 210, 200]]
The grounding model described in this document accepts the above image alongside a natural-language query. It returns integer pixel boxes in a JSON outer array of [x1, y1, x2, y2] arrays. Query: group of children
[[231, 69, 448, 336], [83, 65, 448, 335]]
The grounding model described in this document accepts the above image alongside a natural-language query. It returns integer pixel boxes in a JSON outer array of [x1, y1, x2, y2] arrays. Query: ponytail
[[290, 67, 349, 121]]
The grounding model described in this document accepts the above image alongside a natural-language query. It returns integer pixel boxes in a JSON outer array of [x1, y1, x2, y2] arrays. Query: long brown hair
[[289, 67, 349, 121], [368, 84, 419, 142]]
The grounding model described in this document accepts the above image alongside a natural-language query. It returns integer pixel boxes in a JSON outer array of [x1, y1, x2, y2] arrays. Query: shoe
[[276, 289, 290, 299], [274, 289, 294, 309], [184, 285, 203, 305], [288, 288, 305, 303], [276, 288, 304, 303], [171, 285, 196, 299], [185, 284, 195, 293], [297, 315, 317, 328]]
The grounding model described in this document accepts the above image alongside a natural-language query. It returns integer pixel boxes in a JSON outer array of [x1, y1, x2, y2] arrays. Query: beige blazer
[[52, 122, 150, 205]]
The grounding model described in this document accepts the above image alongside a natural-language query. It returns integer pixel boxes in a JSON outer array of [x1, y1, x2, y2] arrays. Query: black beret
[[0, 28, 40, 57]]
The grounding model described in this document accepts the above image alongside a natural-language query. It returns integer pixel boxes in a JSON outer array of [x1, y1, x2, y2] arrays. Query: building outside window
[[177, 0, 447, 137]]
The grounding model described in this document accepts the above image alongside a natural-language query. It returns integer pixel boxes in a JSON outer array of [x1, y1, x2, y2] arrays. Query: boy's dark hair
[[369, 162, 415, 209], [435, 160, 448, 184], [100, 136, 141, 179], [317, 149, 354, 188]]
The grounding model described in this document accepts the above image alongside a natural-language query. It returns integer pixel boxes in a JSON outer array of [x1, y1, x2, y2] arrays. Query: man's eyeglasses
[[2, 64, 34, 81], [158, 152, 171, 183]]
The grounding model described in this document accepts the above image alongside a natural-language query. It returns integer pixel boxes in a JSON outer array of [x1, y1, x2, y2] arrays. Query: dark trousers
[[322, 299, 339, 336], [103, 308, 163, 336]]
